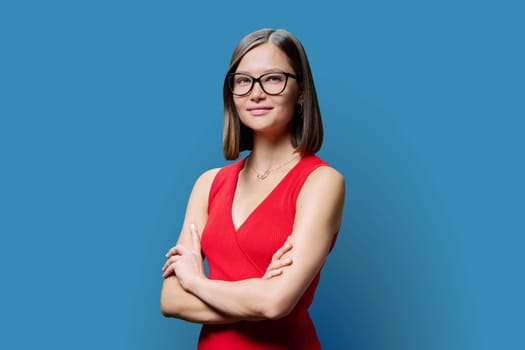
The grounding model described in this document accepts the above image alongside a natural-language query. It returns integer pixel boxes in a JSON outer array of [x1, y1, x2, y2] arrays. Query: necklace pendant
[[256, 170, 270, 180]]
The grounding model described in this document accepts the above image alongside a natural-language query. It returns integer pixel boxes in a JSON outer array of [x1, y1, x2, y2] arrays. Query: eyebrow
[[235, 69, 289, 75]]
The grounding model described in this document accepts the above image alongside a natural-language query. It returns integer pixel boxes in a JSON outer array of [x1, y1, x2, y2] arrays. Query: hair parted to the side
[[222, 28, 323, 160]]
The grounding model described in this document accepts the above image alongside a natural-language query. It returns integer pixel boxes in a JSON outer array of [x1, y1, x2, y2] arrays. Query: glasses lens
[[260, 73, 287, 95], [229, 72, 289, 96], [230, 74, 253, 95]]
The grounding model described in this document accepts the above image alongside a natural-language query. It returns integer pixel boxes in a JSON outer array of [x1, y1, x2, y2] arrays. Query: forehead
[[236, 43, 292, 73]]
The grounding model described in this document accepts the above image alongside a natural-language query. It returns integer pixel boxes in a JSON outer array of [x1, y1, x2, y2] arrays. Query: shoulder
[[193, 158, 244, 191], [297, 159, 345, 208], [195, 168, 221, 186], [191, 168, 221, 197], [191, 156, 245, 196], [302, 155, 344, 187], [303, 165, 345, 195]]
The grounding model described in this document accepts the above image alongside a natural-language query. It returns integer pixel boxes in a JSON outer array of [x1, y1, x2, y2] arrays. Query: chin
[[241, 116, 292, 132]]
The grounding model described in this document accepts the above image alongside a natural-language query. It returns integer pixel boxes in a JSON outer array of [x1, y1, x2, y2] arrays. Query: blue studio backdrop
[[1, 1, 523, 349]]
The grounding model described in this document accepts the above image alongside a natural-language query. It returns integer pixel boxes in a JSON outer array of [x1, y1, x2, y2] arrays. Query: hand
[[262, 236, 293, 279], [162, 224, 205, 291]]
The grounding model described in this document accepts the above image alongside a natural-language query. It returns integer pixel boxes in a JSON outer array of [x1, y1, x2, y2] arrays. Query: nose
[[249, 80, 266, 100]]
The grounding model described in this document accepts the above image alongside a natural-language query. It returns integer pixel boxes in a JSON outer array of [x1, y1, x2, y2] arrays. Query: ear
[[297, 92, 304, 105]]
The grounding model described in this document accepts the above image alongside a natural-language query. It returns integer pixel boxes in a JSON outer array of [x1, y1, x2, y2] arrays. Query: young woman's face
[[233, 43, 302, 137]]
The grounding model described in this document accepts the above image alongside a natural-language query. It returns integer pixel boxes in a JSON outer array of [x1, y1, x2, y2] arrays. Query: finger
[[262, 269, 283, 280], [274, 257, 293, 269], [190, 224, 201, 252], [163, 266, 172, 278], [165, 245, 180, 258], [162, 255, 180, 272], [164, 263, 179, 278], [162, 259, 170, 272], [266, 260, 281, 271], [163, 263, 176, 278], [174, 244, 189, 255], [266, 257, 293, 272], [162, 259, 172, 272], [272, 241, 292, 261]]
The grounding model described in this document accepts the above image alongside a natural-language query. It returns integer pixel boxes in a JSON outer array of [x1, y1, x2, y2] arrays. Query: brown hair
[[222, 28, 323, 160]]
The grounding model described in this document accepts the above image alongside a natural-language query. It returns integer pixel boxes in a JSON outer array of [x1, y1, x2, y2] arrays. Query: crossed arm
[[160, 166, 345, 323]]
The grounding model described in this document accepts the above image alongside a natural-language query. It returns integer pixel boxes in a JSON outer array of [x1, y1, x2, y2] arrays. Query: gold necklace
[[248, 153, 300, 180]]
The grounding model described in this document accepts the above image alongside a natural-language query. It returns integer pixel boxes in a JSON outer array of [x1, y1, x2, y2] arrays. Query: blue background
[[1, 0, 523, 349]]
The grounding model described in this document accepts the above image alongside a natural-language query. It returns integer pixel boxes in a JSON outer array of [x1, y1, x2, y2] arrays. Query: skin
[[159, 168, 293, 324], [160, 42, 345, 322]]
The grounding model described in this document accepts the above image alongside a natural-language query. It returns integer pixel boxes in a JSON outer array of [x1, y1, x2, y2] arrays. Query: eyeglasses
[[227, 71, 298, 96]]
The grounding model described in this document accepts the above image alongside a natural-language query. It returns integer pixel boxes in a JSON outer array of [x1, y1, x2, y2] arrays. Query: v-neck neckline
[[230, 155, 304, 232]]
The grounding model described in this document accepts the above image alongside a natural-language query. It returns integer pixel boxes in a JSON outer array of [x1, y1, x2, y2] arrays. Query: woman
[[161, 28, 345, 349]]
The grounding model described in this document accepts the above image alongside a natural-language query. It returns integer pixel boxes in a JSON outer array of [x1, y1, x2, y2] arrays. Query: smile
[[247, 107, 273, 116]]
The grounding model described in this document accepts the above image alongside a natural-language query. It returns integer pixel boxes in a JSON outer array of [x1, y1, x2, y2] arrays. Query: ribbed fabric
[[199, 155, 335, 350]]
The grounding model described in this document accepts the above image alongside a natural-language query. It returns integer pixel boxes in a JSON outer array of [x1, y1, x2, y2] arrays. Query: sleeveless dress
[[199, 155, 336, 349]]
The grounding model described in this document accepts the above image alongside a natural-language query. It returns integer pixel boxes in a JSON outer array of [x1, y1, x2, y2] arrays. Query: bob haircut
[[222, 28, 323, 160]]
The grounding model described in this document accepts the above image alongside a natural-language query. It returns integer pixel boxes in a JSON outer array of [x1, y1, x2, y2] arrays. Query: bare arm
[[168, 166, 345, 320], [159, 168, 239, 324], [159, 169, 293, 323]]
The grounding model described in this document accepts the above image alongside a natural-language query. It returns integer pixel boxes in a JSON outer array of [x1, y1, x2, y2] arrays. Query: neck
[[249, 133, 298, 170]]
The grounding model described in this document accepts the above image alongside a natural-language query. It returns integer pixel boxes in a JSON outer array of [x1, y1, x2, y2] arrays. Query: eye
[[235, 75, 252, 85], [263, 73, 285, 84]]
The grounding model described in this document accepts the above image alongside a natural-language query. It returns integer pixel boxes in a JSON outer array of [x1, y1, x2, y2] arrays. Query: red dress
[[199, 155, 336, 349]]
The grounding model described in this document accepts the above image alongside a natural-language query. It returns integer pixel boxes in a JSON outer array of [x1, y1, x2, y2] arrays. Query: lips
[[247, 106, 273, 116]]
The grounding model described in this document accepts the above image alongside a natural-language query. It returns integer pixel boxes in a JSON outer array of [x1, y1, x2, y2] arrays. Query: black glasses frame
[[227, 71, 298, 96]]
